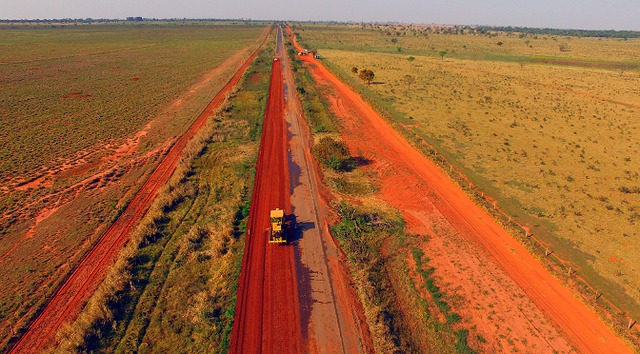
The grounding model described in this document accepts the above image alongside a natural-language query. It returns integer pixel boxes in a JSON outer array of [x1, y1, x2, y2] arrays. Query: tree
[[402, 75, 415, 90], [351, 66, 358, 74], [358, 69, 375, 85], [439, 49, 448, 61], [407, 56, 415, 62]]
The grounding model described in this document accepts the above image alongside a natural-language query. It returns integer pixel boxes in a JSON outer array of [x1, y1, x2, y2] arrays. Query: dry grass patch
[[318, 48, 640, 313], [285, 41, 471, 352], [52, 46, 272, 353], [0, 23, 268, 351], [293, 23, 640, 64], [290, 23, 640, 338]]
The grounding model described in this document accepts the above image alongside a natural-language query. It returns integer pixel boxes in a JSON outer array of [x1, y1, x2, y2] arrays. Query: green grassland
[[0, 22, 265, 182], [0, 22, 267, 352], [293, 23, 640, 64], [293, 23, 640, 331], [52, 46, 272, 353]]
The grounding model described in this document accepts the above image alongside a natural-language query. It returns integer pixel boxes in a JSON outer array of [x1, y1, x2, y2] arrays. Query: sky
[[1, 0, 638, 31]]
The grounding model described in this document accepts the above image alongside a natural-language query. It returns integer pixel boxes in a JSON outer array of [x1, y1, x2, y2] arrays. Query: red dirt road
[[8, 30, 269, 354], [230, 27, 302, 353], [290, 32, 633, 353], [281, 29, 372, 353]]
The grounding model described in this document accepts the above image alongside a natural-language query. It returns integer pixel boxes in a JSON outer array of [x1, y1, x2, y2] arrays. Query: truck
[[268, 208, 287, 244]]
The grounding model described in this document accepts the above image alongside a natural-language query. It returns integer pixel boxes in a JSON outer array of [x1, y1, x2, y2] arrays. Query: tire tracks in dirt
[[230, 24, 302, 354], [281, 28, 372, 354], [232, 24, 373, 354], [289, 30, 634, 353], [8, 27, 270, 354]]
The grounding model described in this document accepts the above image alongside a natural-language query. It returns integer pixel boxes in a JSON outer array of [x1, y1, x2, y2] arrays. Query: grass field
[[0, 22, 264, 183], [0, 22, 266, 351], [294, 23, 640, 326], [53, 45, 272, 353], [286, 38, 473, 352], [293, 23, 640, 64]]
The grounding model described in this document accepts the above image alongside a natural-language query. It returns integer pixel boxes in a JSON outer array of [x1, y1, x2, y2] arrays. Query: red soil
[[1, 122, 158, 265], [0, 206, 61, 262], [281, 32, 373, 352], [230, 41, 301, 353], [14, 176, 53, 191], [3, 27, 273, 269], [24, 207, 59, 238], [290, 30, 633, 353], [8, 30, 270, 354], [9, 119, 151, 192], [328, 90, 574, 352]]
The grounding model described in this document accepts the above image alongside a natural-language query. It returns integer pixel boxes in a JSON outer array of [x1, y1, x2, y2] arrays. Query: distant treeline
[[0, 18, 260, 24], [472, 25, 640, 39]]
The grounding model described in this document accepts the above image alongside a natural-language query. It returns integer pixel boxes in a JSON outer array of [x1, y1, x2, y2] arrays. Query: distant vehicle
[[274, 57, 279, 62]]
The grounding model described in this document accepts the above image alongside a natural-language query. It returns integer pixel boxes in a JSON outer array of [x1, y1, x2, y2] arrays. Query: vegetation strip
[[54, 47, 272, 353], [8, 26, 270, 353], [0, 23, 267, 352], [285, 33, 474, 353], [291, 26, 635, 352], [294, 25, 640, 344]]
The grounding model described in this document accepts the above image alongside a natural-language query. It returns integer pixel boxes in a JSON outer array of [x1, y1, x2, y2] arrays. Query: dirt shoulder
[[291, 32, 634, 353], [281, 28, 373, 353]]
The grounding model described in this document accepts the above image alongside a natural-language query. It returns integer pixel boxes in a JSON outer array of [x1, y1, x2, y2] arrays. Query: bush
[[619, 186, 640, 194], [314, 137, 356, 172], [330, 202, 409, 351]]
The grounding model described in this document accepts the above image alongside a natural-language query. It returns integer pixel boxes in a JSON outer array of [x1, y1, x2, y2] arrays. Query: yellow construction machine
[[268, 208, 287, 244]]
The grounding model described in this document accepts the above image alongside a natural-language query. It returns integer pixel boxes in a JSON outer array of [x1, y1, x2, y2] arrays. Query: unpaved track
[[281, 29, 371, 353], [230, 25, 301, 354], [290, 31, 633, 353], [8, 29, 269, 354], [232, 25, 372, 354]]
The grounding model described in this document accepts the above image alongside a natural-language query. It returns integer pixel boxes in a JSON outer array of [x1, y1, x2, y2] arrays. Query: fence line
[[295, 37, 639, 336], [408, 129, 638, 335]]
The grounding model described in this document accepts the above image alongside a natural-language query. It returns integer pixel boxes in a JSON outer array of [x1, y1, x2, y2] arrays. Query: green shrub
[[314, 137, 356, 172]]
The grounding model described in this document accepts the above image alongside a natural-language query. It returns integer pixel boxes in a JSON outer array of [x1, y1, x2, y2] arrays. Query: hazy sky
[[1, 0, 638, 31]]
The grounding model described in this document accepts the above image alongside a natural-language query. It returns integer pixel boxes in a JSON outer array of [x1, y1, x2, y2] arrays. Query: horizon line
[[0, 18, 638, 33]]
